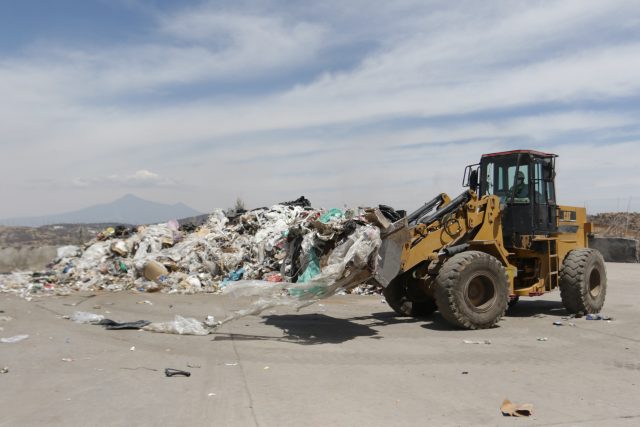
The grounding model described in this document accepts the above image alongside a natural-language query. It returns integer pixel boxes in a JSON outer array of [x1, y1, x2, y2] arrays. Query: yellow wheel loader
[[368, 149, 606, 329]]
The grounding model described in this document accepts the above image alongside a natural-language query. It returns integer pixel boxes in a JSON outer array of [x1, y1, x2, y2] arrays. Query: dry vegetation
[[589, 212, 640, 239]]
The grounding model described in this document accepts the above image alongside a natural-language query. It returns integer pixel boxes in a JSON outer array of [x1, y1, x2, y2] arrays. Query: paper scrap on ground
[[500, 399, 533, 417], [1, 334, 29, 343]]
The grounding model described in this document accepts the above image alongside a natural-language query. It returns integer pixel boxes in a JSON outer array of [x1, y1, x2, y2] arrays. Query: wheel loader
[[366, 149, 607, 329]]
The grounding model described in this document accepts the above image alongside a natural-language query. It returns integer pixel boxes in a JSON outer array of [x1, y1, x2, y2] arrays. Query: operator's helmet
[[516, 171, 525, 182]]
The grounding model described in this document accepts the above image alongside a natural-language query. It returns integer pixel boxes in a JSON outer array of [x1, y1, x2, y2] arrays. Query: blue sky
[[1, 0, 640, 219]]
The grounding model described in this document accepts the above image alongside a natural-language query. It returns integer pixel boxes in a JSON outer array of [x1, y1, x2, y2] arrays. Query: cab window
[[482, 158, 529, 204]]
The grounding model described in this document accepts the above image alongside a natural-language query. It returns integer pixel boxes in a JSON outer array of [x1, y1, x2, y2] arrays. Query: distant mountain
[[0, 194, 203, 226]]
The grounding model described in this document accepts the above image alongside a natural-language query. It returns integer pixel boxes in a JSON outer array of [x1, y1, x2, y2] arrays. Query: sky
[[1, 0, 640, 219]]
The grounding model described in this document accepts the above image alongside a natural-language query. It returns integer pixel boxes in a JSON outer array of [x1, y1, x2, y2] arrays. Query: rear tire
[[559, 249, 607, 314], [383, 275, 437, 317], [434, 251, 508, 329]]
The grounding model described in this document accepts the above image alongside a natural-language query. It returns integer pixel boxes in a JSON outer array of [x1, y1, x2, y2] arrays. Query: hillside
[[0, 194, 202, 227]]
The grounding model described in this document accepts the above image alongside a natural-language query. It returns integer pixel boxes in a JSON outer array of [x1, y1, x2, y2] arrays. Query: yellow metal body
[[397, 192, 590, 297]]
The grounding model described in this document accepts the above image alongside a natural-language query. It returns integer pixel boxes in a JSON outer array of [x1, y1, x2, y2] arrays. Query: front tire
[[434, 251, 509, 329], [559, 249, 607, 314]]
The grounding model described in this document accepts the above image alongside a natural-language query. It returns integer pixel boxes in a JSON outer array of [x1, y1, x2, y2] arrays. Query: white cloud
[[69, 170, 179, 189]]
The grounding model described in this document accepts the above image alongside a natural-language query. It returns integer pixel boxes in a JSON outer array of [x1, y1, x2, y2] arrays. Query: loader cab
[[476, 150, 558, 248]]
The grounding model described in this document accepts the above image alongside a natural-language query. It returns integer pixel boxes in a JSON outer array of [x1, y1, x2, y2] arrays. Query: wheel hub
[[588, 268, 602, 297], [465, 275, 496, 311]]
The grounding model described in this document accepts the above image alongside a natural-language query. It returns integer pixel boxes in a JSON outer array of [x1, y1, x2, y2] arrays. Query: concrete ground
[[1, 263, 639, 427]]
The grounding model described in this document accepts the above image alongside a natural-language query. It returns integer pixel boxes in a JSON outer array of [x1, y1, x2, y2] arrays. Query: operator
[[510, 171, 528, 199]]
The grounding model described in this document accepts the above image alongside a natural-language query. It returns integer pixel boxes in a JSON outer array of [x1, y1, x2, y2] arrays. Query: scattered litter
[[463, 340, 491, 345], [0, 316, 12, 322], [462, 371, 469, 375], [225, 363, 238, 366], [137, 300, 153, 306], [70, 311, 105, 324], [165, 368, 190, 377], [98, 319, 151, 330], [204, 315, 217, 327], [143, 315, 209, 336], [536, 337, 548, 341], [0, 366, 8, 374], [553, 321, 563, 326], [208, 393, 216, 397], [263, 366, 270, 370], [120, 367, 158, 372], [586, 314, 613, 321], [61, 358, 73, 362], [187, 363, 201, 369], [500, 398, 533, 417], [1, 334, 29, 343], [130, 346, 136, 351]]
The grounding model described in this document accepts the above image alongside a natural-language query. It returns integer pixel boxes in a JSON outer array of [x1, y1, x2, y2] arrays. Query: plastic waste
[[297, 249, 320, 283], [585, 313, 612, 320], [143, 315, 210, 336], [0, 198, 386, 302], [1, 334, 29, 343], [221, 268, 245, 287], [98, 319, 151, 330], [165, 368, 190, 377], [70, 311, 105, 324], [319, 208, 344, 223], [216, 225, 381, 326], [56, 245, 81, 259], [204, 315, 217, 327]]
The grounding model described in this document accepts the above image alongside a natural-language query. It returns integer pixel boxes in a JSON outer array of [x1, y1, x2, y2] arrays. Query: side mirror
[[469, 169, 479, 191], [462, 164, 480, 190]]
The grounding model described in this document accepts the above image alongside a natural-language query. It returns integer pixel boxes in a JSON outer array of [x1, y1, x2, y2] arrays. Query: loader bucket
[[370, 217, 411, 288]]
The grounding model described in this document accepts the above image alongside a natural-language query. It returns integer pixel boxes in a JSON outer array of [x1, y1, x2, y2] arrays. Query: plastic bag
[[217, 225, 382, 326], [297, 249, 320, 283], [319, 208, 344, 223], [143, 315, 209, 336], [70, 311, 105, 324], [1, 334, 29, 343]]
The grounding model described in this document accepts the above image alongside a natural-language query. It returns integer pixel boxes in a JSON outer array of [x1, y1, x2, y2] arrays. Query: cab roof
[[481, 149, 557, 158]]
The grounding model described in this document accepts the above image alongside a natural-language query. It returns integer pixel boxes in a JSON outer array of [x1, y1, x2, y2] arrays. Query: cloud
[[71, 170, 180, 189]]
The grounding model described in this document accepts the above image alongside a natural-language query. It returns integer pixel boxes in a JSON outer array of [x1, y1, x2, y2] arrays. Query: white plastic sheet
[[143, 315, 210, 336]]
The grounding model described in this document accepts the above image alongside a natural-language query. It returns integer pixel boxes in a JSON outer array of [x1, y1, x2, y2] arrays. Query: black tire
[[559, 248, 607, 314], [434, 251, 509, 329], [383, 276, 437, 317]]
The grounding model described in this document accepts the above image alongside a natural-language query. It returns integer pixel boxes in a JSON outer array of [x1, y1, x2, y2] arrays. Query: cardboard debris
[[500, 398, 533, 417]]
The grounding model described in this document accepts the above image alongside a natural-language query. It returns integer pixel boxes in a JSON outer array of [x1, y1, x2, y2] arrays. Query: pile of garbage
[[0, 197, 388, 302]]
